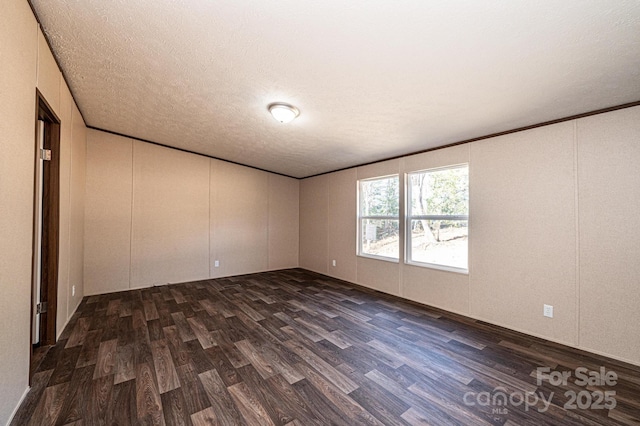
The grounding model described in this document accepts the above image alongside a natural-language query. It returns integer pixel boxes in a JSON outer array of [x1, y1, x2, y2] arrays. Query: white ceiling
[[31, 0, 640, 178]]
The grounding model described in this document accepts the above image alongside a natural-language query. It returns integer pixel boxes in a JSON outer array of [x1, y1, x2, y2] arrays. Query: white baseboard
[[6, 386, 30, 426]]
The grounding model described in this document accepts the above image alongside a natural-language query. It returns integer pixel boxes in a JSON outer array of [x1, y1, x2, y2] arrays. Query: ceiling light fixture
[[268, 103, 300, 123]]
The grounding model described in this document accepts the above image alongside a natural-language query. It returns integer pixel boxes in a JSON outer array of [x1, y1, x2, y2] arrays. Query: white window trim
[[405, 164, 469, 273]]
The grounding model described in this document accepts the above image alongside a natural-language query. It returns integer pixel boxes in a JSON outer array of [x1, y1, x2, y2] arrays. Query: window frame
[[357, 174, 400, 262], [405, 164, 469, 274]]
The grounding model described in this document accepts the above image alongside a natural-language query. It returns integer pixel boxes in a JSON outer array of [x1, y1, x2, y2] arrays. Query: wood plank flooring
[[13, 268, 640, 425]]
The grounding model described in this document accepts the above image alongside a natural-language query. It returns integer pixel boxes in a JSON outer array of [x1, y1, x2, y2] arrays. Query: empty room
[[2, 1, 640, 425]]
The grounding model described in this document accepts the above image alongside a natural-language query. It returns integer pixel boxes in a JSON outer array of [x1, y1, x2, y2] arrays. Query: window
[[406, 165, 469, 271], [358, 175, 399, 260]]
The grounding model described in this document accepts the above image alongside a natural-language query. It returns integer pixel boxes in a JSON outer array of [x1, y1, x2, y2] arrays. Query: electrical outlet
[[214, 260, 220, 268], [72, 285, 75, 297], [543, 304, 554, 318], [332, 260, 336, 267]]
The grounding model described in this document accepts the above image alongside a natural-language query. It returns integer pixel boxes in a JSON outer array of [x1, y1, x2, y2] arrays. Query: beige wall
[[38, 25, 88, 339], [132, 143, 210, 287], [577, 107, 640, 364], [299, 176, 328, 274], [470, 123, 577, 345], [57, 81, 72, 336], [327, 169, 357, 282], [0, 5, 87, 424], [84, 132, 133, 294], [211, 160, 269, 277], [84, 130, 300, 295], [268, 174, 300, 270], [56, 75, 88, 338], [299, 105, 640, 366], [68, 104, 87, 316], [0, 3, 38, 423], [36, 28, 61, 113]]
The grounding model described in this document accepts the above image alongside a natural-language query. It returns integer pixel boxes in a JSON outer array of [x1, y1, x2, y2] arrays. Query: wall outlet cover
[[543, 304, 554, 318]]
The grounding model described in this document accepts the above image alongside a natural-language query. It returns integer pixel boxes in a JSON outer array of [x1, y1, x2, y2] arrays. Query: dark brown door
[[31, 91, 60, 377]]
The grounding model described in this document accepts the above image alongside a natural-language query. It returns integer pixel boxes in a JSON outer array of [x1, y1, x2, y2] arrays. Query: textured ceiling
[[31, 0, 640, 178]]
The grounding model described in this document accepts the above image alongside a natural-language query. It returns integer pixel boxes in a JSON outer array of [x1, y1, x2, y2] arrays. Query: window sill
[[357, 253, 399, 263], [405, 260, 469, 275]]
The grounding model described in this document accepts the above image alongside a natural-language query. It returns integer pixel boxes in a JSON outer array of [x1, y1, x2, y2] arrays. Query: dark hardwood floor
[[12, 269, 640, 425]]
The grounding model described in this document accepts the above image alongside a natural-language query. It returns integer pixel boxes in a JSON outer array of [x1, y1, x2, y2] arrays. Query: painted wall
[[0, 3, 87, 424], [299, 175, 328, 274], [132, 142, 210, 287], [84, 130, 300, 294], [84, 132, 133, 294], [576, 107, 640, 365], [299, 105, 640, 366], [56, 61, 88, 338], [469, 123, 577, 344], [268, 174, 300, 270], [0, 3, 38, 423]]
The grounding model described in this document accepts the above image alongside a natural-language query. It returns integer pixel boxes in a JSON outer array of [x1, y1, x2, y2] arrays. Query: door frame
[[30, 90, 60, 378]]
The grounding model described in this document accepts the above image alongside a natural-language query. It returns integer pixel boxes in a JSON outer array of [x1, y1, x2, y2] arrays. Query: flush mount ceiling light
[[268, 103, 300, 123]]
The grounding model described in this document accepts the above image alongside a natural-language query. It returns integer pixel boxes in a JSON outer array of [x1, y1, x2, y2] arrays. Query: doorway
[[30, 90, 60, 379]]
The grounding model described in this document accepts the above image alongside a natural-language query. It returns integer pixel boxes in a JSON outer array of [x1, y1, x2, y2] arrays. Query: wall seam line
[[356, 175, 360, 284], [326, 178, 329, 275], [66, 94, 73, 323], [298, 180, 302, 269], [208, 160, 212, 277], [398, 160, 404, 298], [467, 143, 472, 315], [573, 120, 581, 347], [129, 140, 134, 289], [327, 176, 331, 273], [267, 174, 271, 270]]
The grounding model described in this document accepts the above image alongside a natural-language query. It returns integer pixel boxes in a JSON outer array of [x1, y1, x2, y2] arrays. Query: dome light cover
[[268, 103, 300, 123]]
